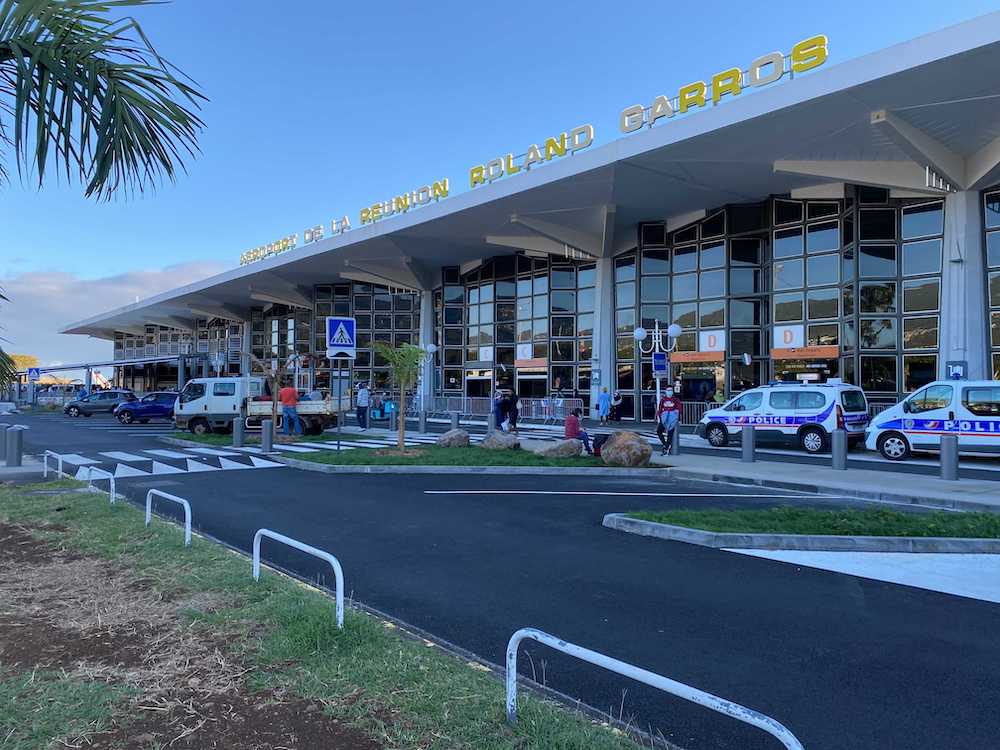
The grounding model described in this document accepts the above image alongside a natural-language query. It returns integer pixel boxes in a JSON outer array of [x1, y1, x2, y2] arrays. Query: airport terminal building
[[62, 16, 1000, 422]]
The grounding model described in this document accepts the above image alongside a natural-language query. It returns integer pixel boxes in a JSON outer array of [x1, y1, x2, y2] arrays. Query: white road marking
[[144, 449, 191, 459], [422, 490, 846, 499], [272, 444, 320, 453], [150, 461, 185, 475], [184, 459, 220, 472], [113, 463, 149, 478], [99, 451, 148, 461], [186, 447, 241, 456], [249, 456, 284, 468], [218, 457, 254, 470], [56, 453, 100, 466]]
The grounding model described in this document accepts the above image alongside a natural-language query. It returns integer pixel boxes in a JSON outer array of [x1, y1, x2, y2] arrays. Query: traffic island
[[603, 507, 1000, 553], [0, 480, 648, 750]]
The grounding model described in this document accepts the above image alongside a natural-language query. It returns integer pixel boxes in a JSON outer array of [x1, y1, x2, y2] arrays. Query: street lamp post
[[634, 321, 683, 413]]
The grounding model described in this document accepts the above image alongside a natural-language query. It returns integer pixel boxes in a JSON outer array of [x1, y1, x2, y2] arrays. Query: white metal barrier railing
[[42, 450, 65, 479], [80, 466, 116, 503], [505, 628, 805, 750], [145, 489, 192, 546], [252, 529, 345, 629]]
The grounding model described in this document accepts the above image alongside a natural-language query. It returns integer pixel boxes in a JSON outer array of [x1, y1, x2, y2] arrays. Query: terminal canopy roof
[[64, 13, 1000, 340]]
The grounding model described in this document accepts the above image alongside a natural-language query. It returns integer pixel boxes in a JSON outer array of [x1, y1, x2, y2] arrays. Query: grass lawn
[[295, 444, 610, 468], [627, 507, 1000, 538], [0, 480, 643, 750]]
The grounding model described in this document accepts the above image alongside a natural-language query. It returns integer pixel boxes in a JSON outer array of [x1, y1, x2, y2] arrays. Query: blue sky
[[2, 0, 998, 365]]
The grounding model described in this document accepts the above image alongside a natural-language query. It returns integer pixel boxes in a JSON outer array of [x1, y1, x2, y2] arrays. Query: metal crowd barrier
[[81, 466, 116, 503], [505, 627, 805, 750], [42, 450, 65, 479]]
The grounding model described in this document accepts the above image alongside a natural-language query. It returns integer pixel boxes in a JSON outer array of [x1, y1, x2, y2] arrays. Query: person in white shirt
[[356, 383, 371, 430]]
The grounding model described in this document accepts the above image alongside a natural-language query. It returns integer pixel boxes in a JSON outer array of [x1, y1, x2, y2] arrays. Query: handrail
[[252, 528, 344, 629], [145, 489, 192, 546], [42, 450, 64, 479], [505, 627, 805, 750], [81, 466, 116, 503]]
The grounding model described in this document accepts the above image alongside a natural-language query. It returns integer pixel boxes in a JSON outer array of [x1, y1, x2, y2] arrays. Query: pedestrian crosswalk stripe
[[150, 461, 185, 475], [184, 459, 220, 472], [144, 449, 191, 459], [113, 463, 149, 478], [273, 444, 319, 453], [249, 456, 283, 468], [58, 453, 100, 466], [187, 447, 242, 456], [100, 451, 147, 461], [218, 457, 254, 470]]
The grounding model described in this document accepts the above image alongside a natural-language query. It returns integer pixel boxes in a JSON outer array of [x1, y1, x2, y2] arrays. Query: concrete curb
[[602, 513, 1000, 553], [665, 468, 1000, 513]]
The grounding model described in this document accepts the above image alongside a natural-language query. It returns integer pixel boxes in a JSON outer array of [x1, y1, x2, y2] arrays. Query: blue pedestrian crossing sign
[[27, 367, 41, 382], [652, 352, 668, 377], [325, 317, 357, 360]]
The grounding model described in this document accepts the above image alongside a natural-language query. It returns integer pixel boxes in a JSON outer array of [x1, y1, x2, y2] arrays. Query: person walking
[[655, 385, 682, 455], [278, 378, 302, 436], [597, 386, 611, 425], [493, 389, 508, 432], [507, 390, 520, 432], [356, 382, 371, 431], [564, 407, 593, 454]]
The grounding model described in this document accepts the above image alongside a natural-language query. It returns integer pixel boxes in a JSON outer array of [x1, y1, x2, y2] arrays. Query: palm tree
[[0, 0, 205, 388], [0, 289, 15, 391], [373, 342, 425, 450]]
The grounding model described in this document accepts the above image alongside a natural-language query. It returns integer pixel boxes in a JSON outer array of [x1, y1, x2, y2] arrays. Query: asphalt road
[[7, 412, 1000, 750]]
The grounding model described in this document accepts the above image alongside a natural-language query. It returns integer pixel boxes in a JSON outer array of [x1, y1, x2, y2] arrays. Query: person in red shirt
[[655, 386, 682, 455], [564, 408, 593, 455], [278, 379, 302, 436]]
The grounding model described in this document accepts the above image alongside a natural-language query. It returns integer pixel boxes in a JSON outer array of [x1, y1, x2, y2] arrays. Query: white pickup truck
[[174, 376, 350, 436]]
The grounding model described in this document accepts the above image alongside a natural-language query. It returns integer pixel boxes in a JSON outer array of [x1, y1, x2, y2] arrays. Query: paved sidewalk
[[653, 452, 1000, 512]]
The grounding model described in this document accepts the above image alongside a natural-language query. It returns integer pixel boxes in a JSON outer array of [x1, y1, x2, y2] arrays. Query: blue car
[[114, 391, 178, 425]]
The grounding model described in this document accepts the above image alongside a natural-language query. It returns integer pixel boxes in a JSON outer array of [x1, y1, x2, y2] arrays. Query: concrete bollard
[[389, 408, 398, 432], [419, 410, 427, 434], [232, 417, 245, 448], [669, 427, 680, 455], [488, 412, 496, 434], [741, 427, 756, 463], [831, 429, 847, 470], [940, 434, 959, 481], [261, 419, 273, 453], [0, 423, 8, 462], [450, 412, 460, 430], [5, 425, 26, 467]]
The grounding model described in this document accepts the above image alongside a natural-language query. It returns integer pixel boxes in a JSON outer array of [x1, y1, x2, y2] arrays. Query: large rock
[[436, 428, 470, 448], [481, 432, 520, 450], [535, 438, 583, 458], [601, 431, 652, 467]]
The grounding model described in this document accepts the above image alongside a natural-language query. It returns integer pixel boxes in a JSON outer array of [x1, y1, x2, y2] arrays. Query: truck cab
[[174, 377, 264, 435]]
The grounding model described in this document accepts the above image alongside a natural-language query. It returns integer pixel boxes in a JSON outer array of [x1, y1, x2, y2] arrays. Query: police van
[[696, 379, 869, 454], [865, 380, 1000, 460]]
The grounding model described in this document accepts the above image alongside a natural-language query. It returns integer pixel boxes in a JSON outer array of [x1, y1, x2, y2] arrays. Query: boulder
[[481, 432, 520, 450], [436, 428, 470, 448], [534, 438, 583, 458], [601, 431, 652, 467]]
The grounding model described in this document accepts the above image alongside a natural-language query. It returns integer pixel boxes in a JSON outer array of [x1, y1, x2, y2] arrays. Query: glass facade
[[986, 189, 1000, 378]]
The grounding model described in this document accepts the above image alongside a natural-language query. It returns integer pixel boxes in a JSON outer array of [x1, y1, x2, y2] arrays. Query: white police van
[[696, 379, 869, 454], [865, 380, 1000, 460]]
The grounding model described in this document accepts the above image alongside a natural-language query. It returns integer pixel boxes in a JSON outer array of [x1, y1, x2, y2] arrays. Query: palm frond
[[0, 0, 205, 199]]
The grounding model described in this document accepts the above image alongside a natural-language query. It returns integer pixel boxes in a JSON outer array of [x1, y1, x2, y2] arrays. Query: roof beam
[[790, 183, 845, 200], [967, 131, 1000, 190], [342, 258, 429, 292], [870, 110, 966, 189], [187, 303, 249, 321], [485, 234, 589, 259], [773, 160, 940, 194], [509, 213, 602, 257], [666, 209, 707, 232], [340, 270, 420, 294], [147, 315, 196, 333]]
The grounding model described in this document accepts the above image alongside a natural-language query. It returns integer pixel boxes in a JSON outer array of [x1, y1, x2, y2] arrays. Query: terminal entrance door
[[516, 371, 547, 399], [465, 369, 493, 398]]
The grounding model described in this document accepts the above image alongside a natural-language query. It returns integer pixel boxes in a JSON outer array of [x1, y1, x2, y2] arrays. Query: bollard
[[741, 426, 756, 463], [261, 419, 273, 453], [389, 408, 398, 432], [488, 412, 496, 434], [5, 425, 26, 467], [669, 427, 680, 455], [451, 412, 460, 430], [233, 417, 245, 448], [419, 410, 427, 434], [0, 423, 8, 462], [831, 429, 847, 470], [940, 434, 959, 481]]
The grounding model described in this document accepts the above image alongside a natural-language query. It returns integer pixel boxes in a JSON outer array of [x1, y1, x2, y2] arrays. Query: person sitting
[[564, 408, 593, 455]]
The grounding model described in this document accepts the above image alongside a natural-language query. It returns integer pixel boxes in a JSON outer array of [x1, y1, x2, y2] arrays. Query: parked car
[[113, 391, 177, 424], [63, 389, 135, 417], [865, 379, 1000, 460], [696, 379, 869, 454]]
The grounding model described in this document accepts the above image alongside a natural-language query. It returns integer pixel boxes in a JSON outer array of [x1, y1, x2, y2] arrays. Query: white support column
[[940, 190, 989, 380], [418, 290, 435, 407], [241, 320, 252, 376], [590, 256, 615, 417]]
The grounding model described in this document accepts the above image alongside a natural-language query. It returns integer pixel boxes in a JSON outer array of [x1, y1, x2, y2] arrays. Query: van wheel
[[706, 423, 729, 448], [878, 432, 910, 461], [800, 427, 827, 454], [189, 418, 211, 436]]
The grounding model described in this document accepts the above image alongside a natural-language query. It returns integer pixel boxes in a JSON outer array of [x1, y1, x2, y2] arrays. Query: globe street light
[[633, 320, 682, 409]]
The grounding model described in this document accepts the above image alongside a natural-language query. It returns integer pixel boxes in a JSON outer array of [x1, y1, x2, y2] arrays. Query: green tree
[[0, 0, 205, 385], [373, 342, 425, 450]]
